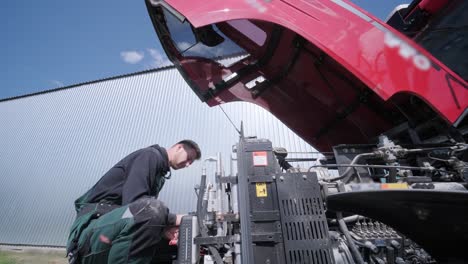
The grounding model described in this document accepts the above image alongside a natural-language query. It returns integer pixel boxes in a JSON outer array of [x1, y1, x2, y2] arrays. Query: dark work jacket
[[66, 145, 175, 261], [74, 145, 171, 212]]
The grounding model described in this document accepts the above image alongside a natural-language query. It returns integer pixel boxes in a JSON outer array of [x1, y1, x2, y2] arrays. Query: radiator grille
[[284, 220, 328, 240], [281, 198, 324, 216], [288, 249, 331, 264], [277, 173, 333, 264]]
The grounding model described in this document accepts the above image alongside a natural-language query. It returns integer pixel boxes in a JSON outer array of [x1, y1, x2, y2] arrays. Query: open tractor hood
[[145, 0, 467, 153]]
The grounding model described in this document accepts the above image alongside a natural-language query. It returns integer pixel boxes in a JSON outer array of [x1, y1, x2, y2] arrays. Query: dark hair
[[177, 140, 201, 160]]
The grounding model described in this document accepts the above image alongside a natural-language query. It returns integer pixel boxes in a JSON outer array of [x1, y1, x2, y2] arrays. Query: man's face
[[170, 145, 197, 170]]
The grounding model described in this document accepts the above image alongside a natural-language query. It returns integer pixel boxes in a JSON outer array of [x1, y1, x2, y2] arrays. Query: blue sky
[[1, 0, 409, 100]]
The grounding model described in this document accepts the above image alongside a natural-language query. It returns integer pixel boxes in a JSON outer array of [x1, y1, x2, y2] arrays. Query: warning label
[[256, 183, 267, 197], [381, 183, 409, 189], [253, 151, 268, 166]]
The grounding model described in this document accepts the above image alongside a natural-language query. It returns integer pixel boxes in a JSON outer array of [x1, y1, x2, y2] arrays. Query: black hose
[[277, 157, 293, 171], [334, 183, 364, 264], [337, 212, 365, 264], [345, 168, 362, 184]]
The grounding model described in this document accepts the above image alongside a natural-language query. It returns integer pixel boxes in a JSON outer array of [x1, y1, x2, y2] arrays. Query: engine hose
[[329, 214, 364, 224], [207, 246, 224, 264], [309, 152, 376, 181], [336, 212, 365, 264], [337, 153, 376, 178], [313, 164, 447, 172]]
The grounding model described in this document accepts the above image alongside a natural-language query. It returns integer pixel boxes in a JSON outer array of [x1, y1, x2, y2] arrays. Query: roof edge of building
[[0, 243, 66, 250], [0, 64, 175, 103]]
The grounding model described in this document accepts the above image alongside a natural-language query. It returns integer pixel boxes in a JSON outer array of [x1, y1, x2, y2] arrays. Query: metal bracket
[[217, 213, 239, 222], [249, 175, 274, 183], [251, 233, 283, 243], [194, 235, 240, 245], [219, 176, 238, 184]]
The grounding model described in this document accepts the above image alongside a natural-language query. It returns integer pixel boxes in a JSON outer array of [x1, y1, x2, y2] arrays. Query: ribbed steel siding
[[0, 68, 317, 246]]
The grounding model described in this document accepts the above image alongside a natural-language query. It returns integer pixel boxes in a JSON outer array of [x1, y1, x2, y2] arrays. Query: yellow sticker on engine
[[381, 183, 409, 189], [256, 183, 267, 197]]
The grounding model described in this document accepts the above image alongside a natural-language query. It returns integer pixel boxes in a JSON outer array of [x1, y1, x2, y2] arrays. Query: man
[[67, 140, 201, 264]]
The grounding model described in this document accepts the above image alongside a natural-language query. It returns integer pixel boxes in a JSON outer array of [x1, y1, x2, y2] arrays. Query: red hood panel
[[146, 0, 467, 151]]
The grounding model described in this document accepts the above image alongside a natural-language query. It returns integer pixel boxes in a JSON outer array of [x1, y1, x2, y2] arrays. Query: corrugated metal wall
[[0, 67, 318, 246]]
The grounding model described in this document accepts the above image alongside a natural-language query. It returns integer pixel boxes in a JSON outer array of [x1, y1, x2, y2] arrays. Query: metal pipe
[[234, 243, 241, 264], [216, 153, 224, 237], [216, 152, 222, 176], [308, 152, 376, 179], [230, 153, 237, 178], [230, 153, 239, 214], [310, 164, 442, 172], [230, 152, 241, 264], [216, 152, 223, 214]]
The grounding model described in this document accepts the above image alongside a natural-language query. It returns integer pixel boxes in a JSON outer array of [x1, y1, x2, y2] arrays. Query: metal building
[[0, 66, 317, 246]]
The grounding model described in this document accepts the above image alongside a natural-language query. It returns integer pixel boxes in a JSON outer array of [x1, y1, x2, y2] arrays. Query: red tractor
[[146, 1, 467, 263]]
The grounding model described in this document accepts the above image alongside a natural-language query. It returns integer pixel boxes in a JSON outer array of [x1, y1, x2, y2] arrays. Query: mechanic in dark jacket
[[66, 140, 201, 264]]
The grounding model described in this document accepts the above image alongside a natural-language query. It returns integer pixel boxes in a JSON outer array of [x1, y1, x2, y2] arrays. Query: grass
[[0, 250, 67, 264], [0, 252, 15, 264]]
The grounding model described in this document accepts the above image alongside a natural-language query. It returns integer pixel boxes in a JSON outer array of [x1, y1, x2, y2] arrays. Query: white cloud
[[177, 42, 192, 51], [147, 48, 172, 68], [51, 80, 64, 87], [120, 50, 144, 64]]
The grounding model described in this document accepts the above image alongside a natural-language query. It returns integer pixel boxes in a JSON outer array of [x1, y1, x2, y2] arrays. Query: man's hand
[[165, 214, 185, 245], [164, 226, 179, 245], [175, 214, 185, 226]]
